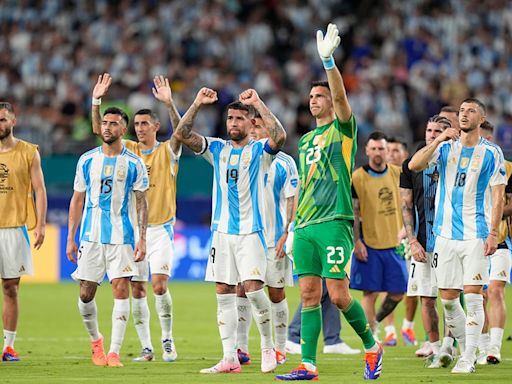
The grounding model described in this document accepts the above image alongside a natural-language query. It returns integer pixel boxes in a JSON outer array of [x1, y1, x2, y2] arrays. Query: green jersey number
[[306, 146, 321, 165], [326, 246, 344, 264]]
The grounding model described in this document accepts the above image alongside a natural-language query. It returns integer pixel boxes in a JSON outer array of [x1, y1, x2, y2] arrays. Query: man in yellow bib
[[92, 74, 181, 362], [0, 102, 47, 361]]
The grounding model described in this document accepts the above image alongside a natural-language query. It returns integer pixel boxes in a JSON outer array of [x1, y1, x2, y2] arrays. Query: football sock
[[342, 299, 376, 350], [236, 296, 252, 352], [271, 298, 289, 353], [216, 293, 237, 360], [489, 327, 504, 351], [441, 298, 466, 354], [3, 330, 16, 350], [132, 296, 153, 351], [246, 289, 274, 350], [155, 291, 173, 341], [463, 293, 484, 362], [78, 298, 100, 341], [301, 305, 321, 365], [109, 298, 130, 354]]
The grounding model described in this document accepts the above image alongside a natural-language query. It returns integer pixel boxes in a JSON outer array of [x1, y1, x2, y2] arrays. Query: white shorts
[[205, 231, 267, 285], [433, 236, 489, 290], [132, 224, 175, 282], [489, 247, 511, 282], [407, 252, 438, 297], [71, 241, 137, 284], [0, 227, 32, 278], [265, 247, 293, 288]]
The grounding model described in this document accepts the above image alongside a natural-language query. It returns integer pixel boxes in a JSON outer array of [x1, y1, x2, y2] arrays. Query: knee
[[79, 291, 95, 303], [330, 293, 352, 310], [151, 279, 168, 296], [388, 293, 404, 302], [268, 288, 285, 303], [302, 289, 321, 307], [131, 282, 147, 298], [3, 283, 18, 299], [488, 285, 504, 302]]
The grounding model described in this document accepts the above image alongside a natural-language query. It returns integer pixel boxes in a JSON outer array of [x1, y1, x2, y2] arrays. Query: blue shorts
[[349, 244, 408, 293]]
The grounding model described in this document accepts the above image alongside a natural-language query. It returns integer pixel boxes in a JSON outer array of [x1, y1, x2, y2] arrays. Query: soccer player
[[91, 74, 181, 362], [66, 107, 149, 367], [0, 102, 47, 361], [409, 98, 506, 374], [276, 23, 382, 381], [175, 87, 286, 374], [440, 106, 460, 133], [400, 115, 453, 367], [236, 110, 298, 365], [350, 132, 408, 346]]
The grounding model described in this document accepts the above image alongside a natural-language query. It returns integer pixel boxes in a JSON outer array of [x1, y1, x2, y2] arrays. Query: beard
[[0, 127, 12, 140], [102, 132, 120, 145], [229, 130, 247, 142]]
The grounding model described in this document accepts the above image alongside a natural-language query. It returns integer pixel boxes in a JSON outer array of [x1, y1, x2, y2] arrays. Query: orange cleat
[[106, 352, 124, 367], [91, 337, 107, 366], [276, 350, 287, 365]]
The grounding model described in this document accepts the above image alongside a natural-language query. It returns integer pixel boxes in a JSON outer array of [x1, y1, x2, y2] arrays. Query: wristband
[[409, 238, 419, 245], [321, 56, 335, 70], [92, 97, 102, 106], [288, 222, 295, 232]]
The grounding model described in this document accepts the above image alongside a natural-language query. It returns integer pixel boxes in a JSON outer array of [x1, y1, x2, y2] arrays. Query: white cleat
[[200, 358, 241, 374], [261, 348, 277, 373], [162, 339, 177, 362], [451, 358, 475, 374], [476, 352, 488, 365], [285, 340, 301, 355], [133, 347, 154, 362], [323, 342, 361, 354], [486, 346, 501, 364], [415, 342, 433, 357]]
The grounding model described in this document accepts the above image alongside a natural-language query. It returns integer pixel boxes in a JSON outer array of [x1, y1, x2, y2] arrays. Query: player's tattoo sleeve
[[92, 105, 101, 136], [135, 190, 148, 240], [285, 196, 295, 228], [400, 188, 415, 240], [167, 100, 181, 131], [174, 102, 205, 153]]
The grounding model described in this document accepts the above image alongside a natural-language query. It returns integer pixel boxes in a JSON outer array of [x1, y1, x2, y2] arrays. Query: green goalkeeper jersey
[[295, 115, 357, 228]]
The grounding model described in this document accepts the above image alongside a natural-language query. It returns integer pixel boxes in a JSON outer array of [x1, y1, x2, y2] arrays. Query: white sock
[[3, 330, 16, 350], [430, 340, 441, 355], [384, 325, 396, 336], [402, 319, 414, 330], [441, 336, 454, 351], [109, 298, 130, 354], [462, 293, 484, 362], [271, 298, 288, 353], [489, 327, 504, 351], [78, 298, 100, 341], [132, 297, 153, 351], [236, 296, 252, 352], [478, 332, 490, 354], [441, 298, 466, 353], [246, 289, 274, 350], [217, 293, 237, 360], [155, 291, 173, 341]]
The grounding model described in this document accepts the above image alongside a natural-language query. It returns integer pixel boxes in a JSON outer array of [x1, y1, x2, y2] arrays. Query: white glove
[[316, 23, 341, 59], [284, 229, 294, 259]]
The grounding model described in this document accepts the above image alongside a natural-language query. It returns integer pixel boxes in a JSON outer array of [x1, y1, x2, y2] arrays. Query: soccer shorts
[[433, 236, 489, 289], [205, 231, 267, 285], [0, 227, 32, 278], [407, 252, 438, 297], [350, 243, 408, 293], [265, 247, 293, 288], [293, 220, 353, 279], [489, 247, 511, 282], [132, 223, 175, 282], [71, 241, 137, 284]]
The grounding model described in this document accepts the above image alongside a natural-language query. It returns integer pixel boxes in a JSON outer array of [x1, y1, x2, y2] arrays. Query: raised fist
[[194, 87, 218, 106], [239, 89, 261, 106]]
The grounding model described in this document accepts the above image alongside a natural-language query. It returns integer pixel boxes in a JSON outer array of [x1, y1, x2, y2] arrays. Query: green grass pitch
[[1, 282, 512, 383]]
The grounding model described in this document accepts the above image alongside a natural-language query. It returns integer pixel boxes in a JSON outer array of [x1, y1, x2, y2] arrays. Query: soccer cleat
[[451, 358, 475, 374], [162, 339, 177, 362], [323, 342, 361, 354], [415, 342, 433, 357], [383, 332, 397, 347], [476, 352, 488, 365], [2, 346, 20, 362], [133, 347, 154, 362], [261, 347, 277, 373], [276, 350, 286, 365], [364, 342, 383, 380], [237, 349, 251, 365], [91, 337, 107, 366], [285, 340, 301, 355], [275, 363, 319, 381], [486, 346, 501, 364], [106, 352, 123, 367], [426, 354, 442, 368], [401, 328, 417, 346], [200, 358, 241, 374], [438, 347, 455, 368]]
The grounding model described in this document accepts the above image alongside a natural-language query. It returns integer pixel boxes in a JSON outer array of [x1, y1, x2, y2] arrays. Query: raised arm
[[152, 75, 182, 154], [409, 128, 459, 171], [91, 73, 113, 136], [239, 89, 286, 151], [317, 23, 351, 122], [30, 150, 47, 249], [134, 190, 148, 262], [66, 191, 85, 263], [174, 87, 218, 153]]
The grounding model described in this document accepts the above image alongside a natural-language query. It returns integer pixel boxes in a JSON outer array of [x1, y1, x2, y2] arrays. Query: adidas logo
[[329, 265, 341, 273], [250, 268, 261, 277], [498, 270, 507, 277], [218, 321, 226, 326], [278, 278, 284, 284], [472, 273, 482, 281], [135, 320, 143, 325], [18, 265, 25, 273], [238, 317, 248, 322], [116, 315, 127, 321], [276, 323, 287, 329], [161, 264, 169, 271], [261, 319, 270, 324], [467, 321, 479, 326], [122, 266, 133, 273]]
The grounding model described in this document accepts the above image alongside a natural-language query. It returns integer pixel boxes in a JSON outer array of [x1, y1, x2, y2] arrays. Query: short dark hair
[[428, 114, 451, 130], [387, 136, 408, 150], [103, 107, 129, 126], [134, 109, 159, 122], [480, 120, 494, 133], [366, 131, 388, 144], [227, 101, 254, 116], [440, 105, 458, 114], [461, 97, 486, 115], [311, 81, 330, 90], [0, 102, 14, 114]]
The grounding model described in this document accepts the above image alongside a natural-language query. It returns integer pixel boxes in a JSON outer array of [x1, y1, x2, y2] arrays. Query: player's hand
[[239, 89, 261, 106], [152, 75, 173, 105], [194, 87, 218, 106], [92, 73, 112, 99], [33, 224, 45, 250], [66, 239, 78, 263], [484, 233, 497, 256], [434, 128, 459, 144], [276, 233, 287, 259], [316, 23, 341, 59], [354, 238, 368, 262], [409, 239, 427, 263], [134, 240, 146, 262]]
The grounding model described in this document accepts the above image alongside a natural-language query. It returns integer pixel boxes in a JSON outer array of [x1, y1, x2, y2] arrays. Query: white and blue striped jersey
[[199, 137, 276, 235], [73, 146, 149, 246], [264, 152, 299, 247], [429, 138, 506, 240]]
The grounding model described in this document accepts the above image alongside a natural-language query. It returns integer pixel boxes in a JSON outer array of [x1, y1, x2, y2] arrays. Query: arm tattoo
[[285, 196, 295, 228], [174, 103, 205, 153], [400, 188, 415, 240], [261, 108, 286, 149], [92, 105, 102, 136], [167, 101, 181, 131], [135, 191, 148, 241]]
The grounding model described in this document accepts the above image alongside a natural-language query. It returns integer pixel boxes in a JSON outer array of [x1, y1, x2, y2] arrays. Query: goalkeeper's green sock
[[300, 305, 321, 366], [342, 299, 376, 350]]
